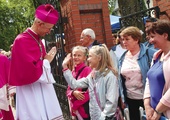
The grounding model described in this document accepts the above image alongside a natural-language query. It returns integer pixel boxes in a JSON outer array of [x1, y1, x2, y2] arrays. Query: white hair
[[82, 28, 96, 40], [140, 30, 144, 35]]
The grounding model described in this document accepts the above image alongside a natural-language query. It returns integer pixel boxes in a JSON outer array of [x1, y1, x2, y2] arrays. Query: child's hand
[[62, 53, 72, 69], [73, 90, 85, 100]]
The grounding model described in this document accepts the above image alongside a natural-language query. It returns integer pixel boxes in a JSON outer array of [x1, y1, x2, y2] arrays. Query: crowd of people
[[1, 3, 170, 120], [63, 19, 170, 120], [62, 18, 170, 120]]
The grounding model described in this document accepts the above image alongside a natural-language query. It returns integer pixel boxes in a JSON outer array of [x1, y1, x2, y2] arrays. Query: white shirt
[[121, 52, 143, 99], [16, 59, 63, 120]]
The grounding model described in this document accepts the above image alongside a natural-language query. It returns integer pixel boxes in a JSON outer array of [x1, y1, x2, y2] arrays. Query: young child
[[63, 44, 119, 120], [0, 54, 15, 120], [66, 46, 91, 120]]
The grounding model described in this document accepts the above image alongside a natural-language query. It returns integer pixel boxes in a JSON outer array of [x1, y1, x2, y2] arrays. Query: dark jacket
[[92, 40, 100, 46]]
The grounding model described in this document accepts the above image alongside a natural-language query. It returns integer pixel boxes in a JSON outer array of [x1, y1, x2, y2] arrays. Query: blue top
[[144, 41, 159, 51], [144, 41, 154, 48], [147, 54, 165, 109], [119, 43, 156, 102]]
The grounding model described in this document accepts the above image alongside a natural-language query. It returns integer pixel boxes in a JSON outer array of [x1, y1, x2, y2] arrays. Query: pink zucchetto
[[35, 4, 59, 24]]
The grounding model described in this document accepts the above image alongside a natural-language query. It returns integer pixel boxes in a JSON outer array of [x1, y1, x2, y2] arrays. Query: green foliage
[[108, 0, 147, 15], [118, 0, 147, 16], [0, 0, 60, 51], [0, 0, 34, 51], [108, 0, 117, 15]]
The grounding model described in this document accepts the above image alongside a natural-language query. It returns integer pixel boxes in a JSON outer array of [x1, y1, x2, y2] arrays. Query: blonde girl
[[66, 46, 91, 120], [63, 44, 119, 120]]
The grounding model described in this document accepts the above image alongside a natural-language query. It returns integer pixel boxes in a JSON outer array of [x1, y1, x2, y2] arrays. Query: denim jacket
[[118, 43, 156, 102]]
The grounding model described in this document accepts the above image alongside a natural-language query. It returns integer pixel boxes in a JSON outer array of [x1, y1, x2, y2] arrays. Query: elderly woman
[[119, 26, 156, 120], [144, 20, 170, 120]]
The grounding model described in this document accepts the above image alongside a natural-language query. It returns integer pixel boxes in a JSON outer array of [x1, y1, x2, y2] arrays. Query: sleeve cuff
[[63, 68, 68, 72]]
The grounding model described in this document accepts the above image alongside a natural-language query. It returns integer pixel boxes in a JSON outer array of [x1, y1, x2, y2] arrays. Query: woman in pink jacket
[[144, 20, 170, 119], [66, 46, 91, 120]]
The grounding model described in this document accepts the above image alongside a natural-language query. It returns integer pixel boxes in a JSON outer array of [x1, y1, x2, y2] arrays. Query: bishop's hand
[[44, 47, 57, 63]]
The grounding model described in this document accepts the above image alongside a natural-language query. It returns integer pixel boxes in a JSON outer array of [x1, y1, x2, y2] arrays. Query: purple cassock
[[8, 4, 63, 120], [0, 54, 14, 120], [9, 28, 46, 86]]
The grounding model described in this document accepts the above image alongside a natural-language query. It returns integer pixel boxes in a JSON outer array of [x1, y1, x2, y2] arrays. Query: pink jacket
[[66, 63, 92, 118], [144, 50, 170, 118]]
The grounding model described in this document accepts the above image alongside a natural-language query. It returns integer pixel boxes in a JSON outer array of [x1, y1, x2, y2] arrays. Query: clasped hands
[[145, 106, 161, 120]]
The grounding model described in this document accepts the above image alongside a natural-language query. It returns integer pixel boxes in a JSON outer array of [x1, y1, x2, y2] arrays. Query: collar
[[26, 28, 40, 42], [74, 63, 86, 72], [153, 50, 170, 61]]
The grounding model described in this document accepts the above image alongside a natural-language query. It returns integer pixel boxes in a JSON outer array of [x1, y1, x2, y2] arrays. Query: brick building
[[60, 0, 113, 51], [59, 0, 170, 52]]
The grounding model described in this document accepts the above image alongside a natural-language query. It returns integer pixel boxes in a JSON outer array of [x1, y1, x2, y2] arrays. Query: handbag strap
[[75, 66, 86, 80], [92, 78, 102, 110], [75, 66, 88, 92]]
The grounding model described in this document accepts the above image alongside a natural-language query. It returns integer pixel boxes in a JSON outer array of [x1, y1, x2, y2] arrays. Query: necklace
[[26, 30, 43, 60]]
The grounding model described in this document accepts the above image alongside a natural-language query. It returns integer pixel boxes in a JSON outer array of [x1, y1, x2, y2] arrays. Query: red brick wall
[[60, 0, 113, 52], [153, 0, 170, 20]]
